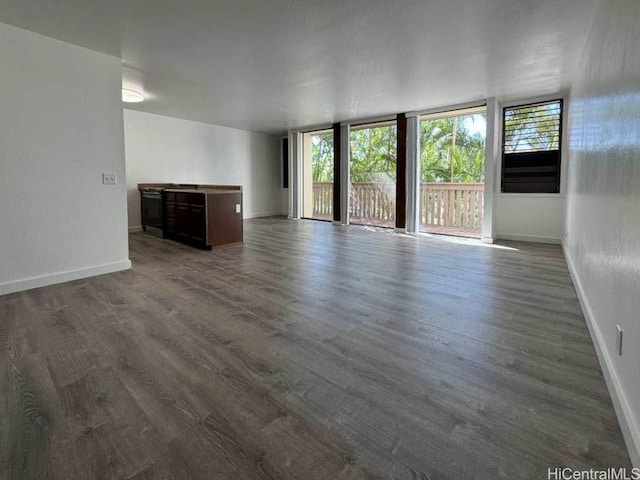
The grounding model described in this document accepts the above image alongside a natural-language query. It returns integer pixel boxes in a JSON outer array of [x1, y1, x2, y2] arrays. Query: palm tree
[[310, 115, 485, 185], [420, 114, 485, 183]]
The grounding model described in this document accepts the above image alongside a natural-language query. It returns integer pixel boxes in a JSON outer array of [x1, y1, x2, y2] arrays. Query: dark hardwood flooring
[[0, 218, 630, 479]]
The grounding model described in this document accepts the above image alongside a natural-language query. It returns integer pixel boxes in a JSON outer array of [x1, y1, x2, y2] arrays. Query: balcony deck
[[309, 182, 484, 238], [422, 224, 482, 238]]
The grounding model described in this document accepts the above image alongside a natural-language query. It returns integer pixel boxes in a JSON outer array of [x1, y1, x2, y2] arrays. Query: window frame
[[499, 98, 564, 195]]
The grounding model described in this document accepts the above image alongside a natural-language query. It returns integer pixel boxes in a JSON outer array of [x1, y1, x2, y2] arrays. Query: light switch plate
[[235, 204, 241, 213], [616, 325, 623, 356], [102, 173, 117, 185]]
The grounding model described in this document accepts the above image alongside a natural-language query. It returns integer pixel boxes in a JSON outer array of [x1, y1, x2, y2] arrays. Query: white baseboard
[[496, 233, 562, 244], [563, 241, 640, 466], [481, 236, 495, 244], [244, 211, 284, 219], [0, 260, 132, 297], [128, 225, 143, 233]]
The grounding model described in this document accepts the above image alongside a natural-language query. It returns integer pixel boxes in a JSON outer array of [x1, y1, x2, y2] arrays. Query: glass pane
[[302, 130, 334, 221], [503, 101, 561, 153], [419, 112, 486, 238], [348, 123, 397, 228]]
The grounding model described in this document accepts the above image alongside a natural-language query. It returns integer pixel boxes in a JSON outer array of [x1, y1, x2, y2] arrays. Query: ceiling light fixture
[[122, 88, 144, 103]]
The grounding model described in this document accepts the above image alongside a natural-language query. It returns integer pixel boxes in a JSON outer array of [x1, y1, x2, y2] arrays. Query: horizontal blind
[[503, 100, 561, 154]]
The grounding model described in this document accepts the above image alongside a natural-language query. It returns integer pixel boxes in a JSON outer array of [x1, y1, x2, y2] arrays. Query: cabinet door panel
[[189, 205, 206, 242], [189, 193, 205, 205], [163, 197, 175, 236], [176, 203, 190, 238], [165, 215, 176, 234]]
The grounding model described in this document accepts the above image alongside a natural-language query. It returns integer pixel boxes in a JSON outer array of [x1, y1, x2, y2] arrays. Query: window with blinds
[[501, 99, 562, 193]]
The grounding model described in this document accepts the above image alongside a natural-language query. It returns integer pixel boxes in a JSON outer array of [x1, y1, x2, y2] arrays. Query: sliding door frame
[[290, 97, 495, 241], [406, 98, 495, 241]]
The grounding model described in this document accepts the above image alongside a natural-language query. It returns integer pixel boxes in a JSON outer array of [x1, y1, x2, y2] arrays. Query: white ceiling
[[0, 0, 598, 134]]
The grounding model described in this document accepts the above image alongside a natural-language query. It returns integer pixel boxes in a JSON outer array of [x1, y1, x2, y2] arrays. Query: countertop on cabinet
[[164, 188, 241, 195], [138, 183, 242, 192]]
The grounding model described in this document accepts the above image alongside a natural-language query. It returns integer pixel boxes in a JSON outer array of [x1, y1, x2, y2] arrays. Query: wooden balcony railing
[[311, 182, 484, 237], [312, 182, 333, 218], [419, 182, 484, 237], [349, 182, 395, 226]]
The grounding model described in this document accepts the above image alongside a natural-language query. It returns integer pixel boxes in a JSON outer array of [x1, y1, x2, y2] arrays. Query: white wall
[[0, 23, 130, 296], [124, 110, 282, 229], [565, 0, 640, 464], [492, 95, 568, 244], [494, 195, 565, 243]]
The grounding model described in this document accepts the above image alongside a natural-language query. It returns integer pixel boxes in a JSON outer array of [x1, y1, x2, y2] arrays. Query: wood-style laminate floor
[[0, 218, 630, 479]]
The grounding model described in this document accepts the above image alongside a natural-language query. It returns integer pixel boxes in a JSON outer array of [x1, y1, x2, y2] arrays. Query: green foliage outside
[[310, 126, 398, 183], [311, 133, 334, 182], [503, 102, 561, 153], [310, 114, 486, 184], [349, 126, 397, 183], [420, 114, 485, 183]]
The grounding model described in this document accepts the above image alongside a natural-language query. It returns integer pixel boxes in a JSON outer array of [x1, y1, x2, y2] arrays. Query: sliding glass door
[[294, 109, 487, 237], [301, 130, 334, 221], [349, 122, 397, 228], [419, 108, 486, 238]]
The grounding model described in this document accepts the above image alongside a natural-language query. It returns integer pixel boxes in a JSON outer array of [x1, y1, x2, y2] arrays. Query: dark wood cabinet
[[163, 189, 243, 249], [165, 199, 176, 235], [189, 204, 206, 242], [176, 202, 190, 240]]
